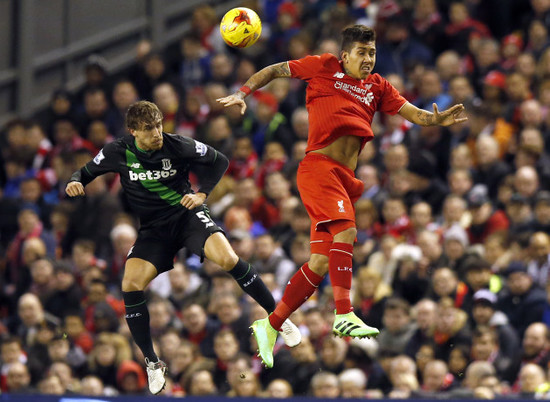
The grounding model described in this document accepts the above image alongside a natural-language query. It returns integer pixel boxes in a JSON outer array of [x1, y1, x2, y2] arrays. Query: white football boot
[[280, 319, 302, 347], [145, 358, 167, 394]]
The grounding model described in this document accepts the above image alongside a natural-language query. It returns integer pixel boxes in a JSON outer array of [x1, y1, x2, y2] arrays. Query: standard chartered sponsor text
[[334, 81, 374, 105]]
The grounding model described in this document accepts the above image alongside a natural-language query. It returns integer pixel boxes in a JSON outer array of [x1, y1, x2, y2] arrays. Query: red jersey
[[288, 53, 407, 153]]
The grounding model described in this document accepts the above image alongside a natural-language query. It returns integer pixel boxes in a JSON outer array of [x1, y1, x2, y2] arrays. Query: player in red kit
[[217, 25, 467, 368]]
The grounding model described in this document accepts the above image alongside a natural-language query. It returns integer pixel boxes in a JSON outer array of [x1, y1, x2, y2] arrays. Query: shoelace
[[146, 359, 166, 370], [281, 322, 293, 334]]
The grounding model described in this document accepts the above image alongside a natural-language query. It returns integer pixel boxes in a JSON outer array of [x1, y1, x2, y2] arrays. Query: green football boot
[[250, 317, 278, 368], [332, 310, 380, 339]]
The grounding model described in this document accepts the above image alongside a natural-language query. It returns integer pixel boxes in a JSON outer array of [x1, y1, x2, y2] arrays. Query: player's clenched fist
[[66, 181, 85, 197], [180, 192, 206, 209]]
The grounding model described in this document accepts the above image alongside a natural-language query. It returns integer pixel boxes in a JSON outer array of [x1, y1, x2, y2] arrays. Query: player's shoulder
[[365, 73, 386, 84], [103, 136, 130, 152], [92, 137, 127, 164], [163, 132, 194, 145], [309, 53, 342, 76], [295, 53, 338, 67], [162, 132, 204, 156], [318, 53, 339, 67]]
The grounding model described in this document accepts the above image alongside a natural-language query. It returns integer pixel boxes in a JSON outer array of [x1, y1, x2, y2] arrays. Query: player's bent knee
[[217, 251, 239, 271], [122, 258, 157, 291], [309, 255, 329, 276], [333, 226, 357, 243], [121, 277, 145, 292]]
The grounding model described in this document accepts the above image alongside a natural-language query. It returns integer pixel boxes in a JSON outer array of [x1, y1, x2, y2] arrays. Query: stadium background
[[2, 0, 550, 400]]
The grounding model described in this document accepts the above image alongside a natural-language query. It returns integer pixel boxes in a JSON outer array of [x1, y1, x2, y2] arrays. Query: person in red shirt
[[466, 184, 510, 245], [218, 24, 467, 368]]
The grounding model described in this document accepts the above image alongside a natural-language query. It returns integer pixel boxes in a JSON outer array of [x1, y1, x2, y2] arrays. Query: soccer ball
[[219, 7, 262, 48]]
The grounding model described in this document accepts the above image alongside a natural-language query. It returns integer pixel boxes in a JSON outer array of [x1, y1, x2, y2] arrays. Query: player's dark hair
[[341, 25, 376, 53], [126, 100, 163, 131]]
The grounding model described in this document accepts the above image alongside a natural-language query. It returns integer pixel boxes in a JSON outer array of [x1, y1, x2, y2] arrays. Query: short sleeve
[[378, 77, 408, 115], [289, 54, 326, 81]]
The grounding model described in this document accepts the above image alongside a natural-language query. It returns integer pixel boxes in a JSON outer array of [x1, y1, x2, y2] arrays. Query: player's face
[[342, 41, 376, 80], [131, 119, 163, 151]]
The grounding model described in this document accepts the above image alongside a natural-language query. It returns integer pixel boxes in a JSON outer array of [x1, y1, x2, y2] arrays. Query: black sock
[[229, 259, 276, 313], [123, 291, 157, 361]]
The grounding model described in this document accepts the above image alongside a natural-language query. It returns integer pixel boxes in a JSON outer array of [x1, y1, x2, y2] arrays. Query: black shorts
[[127, 205, 223, 273]]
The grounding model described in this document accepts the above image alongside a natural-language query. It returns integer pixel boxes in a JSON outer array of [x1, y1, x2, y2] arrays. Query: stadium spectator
[[265, 378, 293, 398], [471, 326, 518, 383], [520, 322, 550, 370], [319, 336, 348, 373], [5, 362, 33, 394], [466, 184, 510, 245], [309, 370, 340, 398], [431, 297, 471, 361], [80, 375, 109, 396], [377, 298, 416, 355], [517, 363, 547, 397], [180, 303, 219, 359], [279, 335, 321, 395], [498, 262, 546, 337], [252, 233, 295, 288], [405, 299, 437, 358], [186, 368, 218, 396]]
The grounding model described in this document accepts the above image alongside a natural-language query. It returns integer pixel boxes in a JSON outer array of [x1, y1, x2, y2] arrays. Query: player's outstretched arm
[[216, 61, 291, 115], [66, 181, 85, 197], [399, 102, 468, 127]]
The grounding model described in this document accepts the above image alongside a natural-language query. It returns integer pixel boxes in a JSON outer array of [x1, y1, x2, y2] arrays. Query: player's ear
[[341, 50, 348, 64]]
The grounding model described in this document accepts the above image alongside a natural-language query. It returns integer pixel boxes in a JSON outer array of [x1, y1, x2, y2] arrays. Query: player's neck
[[342, 66, 364, 81], [134, 139, 152, 153]]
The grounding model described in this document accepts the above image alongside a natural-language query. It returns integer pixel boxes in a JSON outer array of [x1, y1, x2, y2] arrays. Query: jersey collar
[[134, 139, 153, 154]]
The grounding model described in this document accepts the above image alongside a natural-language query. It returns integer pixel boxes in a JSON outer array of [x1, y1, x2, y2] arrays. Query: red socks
[[329, 242, 354, 314], [269, 263, 323, 330], [268, 241, 354, 329]]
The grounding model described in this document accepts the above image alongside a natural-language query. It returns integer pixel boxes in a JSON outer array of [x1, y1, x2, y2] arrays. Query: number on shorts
[[196, 211, 214, 228]]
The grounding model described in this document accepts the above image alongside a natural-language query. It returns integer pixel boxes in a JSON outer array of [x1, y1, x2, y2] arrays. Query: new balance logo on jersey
[[333, 72, 345, 79], [131, 163, 141, 169], [337, 266, 352, 272], [129, 169, 177, 181], [338, 200, 345, 213]]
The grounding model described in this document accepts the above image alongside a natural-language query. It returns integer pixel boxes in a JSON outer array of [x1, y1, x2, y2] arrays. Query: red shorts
[[297, 152, 364, 256]]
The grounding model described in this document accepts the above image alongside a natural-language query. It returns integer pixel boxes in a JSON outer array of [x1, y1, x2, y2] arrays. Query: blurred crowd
[[1, 0, 550, 398]]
